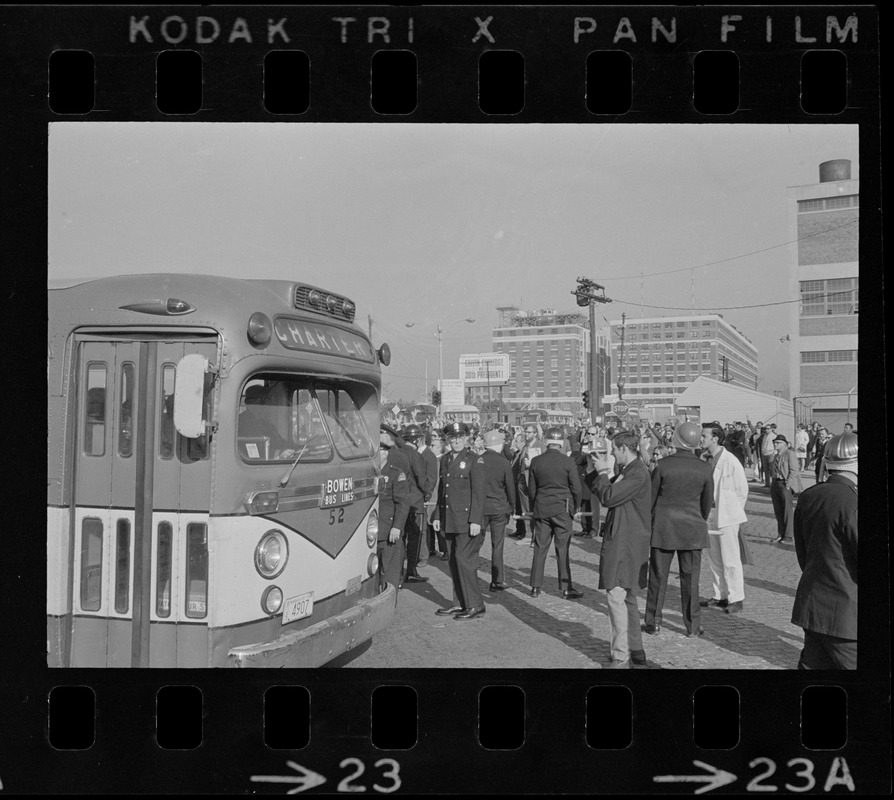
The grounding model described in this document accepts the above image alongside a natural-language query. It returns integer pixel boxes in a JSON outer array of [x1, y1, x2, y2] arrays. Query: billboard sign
[[459, 353, 511, 386], [439, 379, 466, 407]]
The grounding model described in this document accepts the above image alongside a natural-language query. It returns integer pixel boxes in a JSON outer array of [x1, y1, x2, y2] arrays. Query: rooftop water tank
[[819, 159, 851, 182]]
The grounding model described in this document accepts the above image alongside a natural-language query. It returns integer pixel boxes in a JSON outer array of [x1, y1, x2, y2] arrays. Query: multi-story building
[[787, 159, 858, 431], [492, 306, 610, 418], [606, 314, 759, 422]]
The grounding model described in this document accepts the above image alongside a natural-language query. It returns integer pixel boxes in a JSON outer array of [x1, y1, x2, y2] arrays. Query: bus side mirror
[[377, 343, 391, 366], [174, 353, 211, 438]]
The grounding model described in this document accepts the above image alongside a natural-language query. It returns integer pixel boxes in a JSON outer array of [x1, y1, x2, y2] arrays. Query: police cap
[[443, 421, 469, 437]]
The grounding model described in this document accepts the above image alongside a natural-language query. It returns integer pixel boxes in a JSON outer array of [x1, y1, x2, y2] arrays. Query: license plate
[[282, 591, 314, 625]]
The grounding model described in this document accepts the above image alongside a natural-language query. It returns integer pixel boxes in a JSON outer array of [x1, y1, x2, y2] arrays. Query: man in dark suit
[[572, 426, 601, 539], [528, 427, 583, 599], [377, 425, 411, 594], [586, 431, 652, 668], [470, 429, 517, 591], [769, 434, 803, 544], [411, 425, 440, 566], [791, 432, 858, 669], [431, 422, 485, 619], [400, 424, 431, 582], [643, 421, 714, 638]]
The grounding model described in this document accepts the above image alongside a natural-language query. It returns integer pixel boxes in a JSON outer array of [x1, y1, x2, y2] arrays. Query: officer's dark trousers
[[770, 480, 795, 540], [482, 513, 509, 584], [377, 536, 404, 594], [447, 531, 485, 610], [515, 481, 531, 535], [798, 630, 857, 670], [530, 512, 573, 590], [644, 548, 702, 634], [404, 507, 424, 575]]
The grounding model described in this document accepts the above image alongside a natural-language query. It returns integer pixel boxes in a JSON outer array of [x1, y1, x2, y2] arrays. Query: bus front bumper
[[226, 583, 397, 668]]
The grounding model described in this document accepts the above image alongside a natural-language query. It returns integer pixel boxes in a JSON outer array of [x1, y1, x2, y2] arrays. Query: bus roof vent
[[294, 285, 356, 323]]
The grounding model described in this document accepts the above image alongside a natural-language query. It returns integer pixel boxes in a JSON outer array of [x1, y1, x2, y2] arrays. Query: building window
[[798, 195, 858, 213], [800, 278, 858, 316], [801, 350, 857, 364], [702, 321, 712, 327]]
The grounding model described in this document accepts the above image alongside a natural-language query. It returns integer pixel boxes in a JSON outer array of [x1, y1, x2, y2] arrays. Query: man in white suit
[[698, 423, 749, 614]]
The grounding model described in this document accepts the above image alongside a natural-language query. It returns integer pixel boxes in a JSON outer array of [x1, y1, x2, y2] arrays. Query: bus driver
[[238, 384, 298, 460]]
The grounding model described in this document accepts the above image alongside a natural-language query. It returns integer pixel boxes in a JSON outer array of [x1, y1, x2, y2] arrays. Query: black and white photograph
[[48, 122, 861, 671]]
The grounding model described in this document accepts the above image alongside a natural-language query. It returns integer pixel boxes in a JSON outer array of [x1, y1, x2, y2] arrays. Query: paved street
[[330, 467, 814, 669]]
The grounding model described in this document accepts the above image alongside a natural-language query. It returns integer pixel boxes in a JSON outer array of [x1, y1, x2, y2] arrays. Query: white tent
[[674, 377, 795, 440]]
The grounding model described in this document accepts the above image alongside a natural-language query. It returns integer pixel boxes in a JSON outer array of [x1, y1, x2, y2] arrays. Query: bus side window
[[114, 519, 131, 613], [159, 364, 176, 460], [118, 363, 134, 458], [84, 363, 107, 456], [185, 523, 208, 619], [156, 522, 172, 617], [80, 517, 103, 612]]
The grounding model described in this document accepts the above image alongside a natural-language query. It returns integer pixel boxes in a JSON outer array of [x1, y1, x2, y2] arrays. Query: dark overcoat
[[528, 447, 581, 518], [791, 474, 858, 639], [586, 457, 652, 591], [571, 446, 592, 502], [378, 447, 410, 540], [417, 446, 439, 503], [469, 449, 517, 524], [399, 441, 425, 508], [432, 448, 475, 533], [650, 450, 713, 550]]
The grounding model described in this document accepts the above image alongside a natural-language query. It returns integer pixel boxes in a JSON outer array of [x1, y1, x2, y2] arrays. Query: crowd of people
[[376, 414, 858, 670]]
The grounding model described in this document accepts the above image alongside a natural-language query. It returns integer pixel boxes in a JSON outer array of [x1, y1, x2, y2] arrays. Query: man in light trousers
[[698, 424, 749, 614]]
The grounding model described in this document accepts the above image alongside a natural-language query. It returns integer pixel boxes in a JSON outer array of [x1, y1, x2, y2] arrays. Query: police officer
[[432, 422, 485, 619], [377, 425, 411, 594], [400, 424, 430, 583], [470, 429, 517, 591], [528, 427, 583, 599]]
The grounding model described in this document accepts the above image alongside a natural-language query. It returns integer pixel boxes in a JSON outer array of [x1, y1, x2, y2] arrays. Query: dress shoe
[[508, 532, 525, 540], [562, 587, 583, 599], [725, 601, 744, 614], [435, 606, 463, 616], [404, 574, 429, 583], [630, 649, 647, 666], [641, 623, 661, 635], [530, 587, 542, 598], [489, 582, 509, 591], [574, 530, 593, 538], [686, 627, 705, 638], [454, 606, 486, 620], [699, 597, 728, 608], [606, 659, 630, 669]]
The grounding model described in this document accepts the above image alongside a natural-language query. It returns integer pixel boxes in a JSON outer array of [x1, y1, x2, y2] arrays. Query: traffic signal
[[582, 391, 590, 409], [432, 390, 441, 406]]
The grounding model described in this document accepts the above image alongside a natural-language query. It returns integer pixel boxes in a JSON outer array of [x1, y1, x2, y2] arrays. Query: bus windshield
[[238, 376, 376, 463]]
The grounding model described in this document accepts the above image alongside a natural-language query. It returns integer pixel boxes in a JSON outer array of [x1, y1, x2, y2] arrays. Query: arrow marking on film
[[653, 761, 737, 795], [250, 761, 327, 794]]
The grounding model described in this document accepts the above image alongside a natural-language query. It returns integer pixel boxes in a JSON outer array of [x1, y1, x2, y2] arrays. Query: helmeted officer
[[470, 429, 517, 591], [432, 422, 485, 619], [377, 425, 411, 595], [400, 424, 430, 583], [528, 427, 583, 599]]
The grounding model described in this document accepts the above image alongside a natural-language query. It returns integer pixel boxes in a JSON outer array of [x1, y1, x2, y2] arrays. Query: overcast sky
[[48, 122, 858, 402]]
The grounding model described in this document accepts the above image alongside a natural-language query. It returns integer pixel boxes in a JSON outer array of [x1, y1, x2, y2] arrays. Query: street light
[[405, 318, 475, 410]]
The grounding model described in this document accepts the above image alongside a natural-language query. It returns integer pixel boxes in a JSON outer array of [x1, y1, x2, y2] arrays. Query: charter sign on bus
[[459, 353, 511, 386]]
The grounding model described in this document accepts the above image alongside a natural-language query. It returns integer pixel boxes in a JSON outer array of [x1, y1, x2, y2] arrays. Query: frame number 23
[[337, 758, 401, 793]]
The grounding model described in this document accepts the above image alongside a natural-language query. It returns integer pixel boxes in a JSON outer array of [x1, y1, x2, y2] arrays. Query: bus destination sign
[[274, 317, 374, 362]]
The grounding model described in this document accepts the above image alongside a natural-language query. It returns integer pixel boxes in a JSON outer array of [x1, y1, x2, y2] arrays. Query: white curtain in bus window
[[114, 519, 131, 613], [316, 386, 376, 459], [159, 364, 176, 460], [156, 522, 172, 617], [80, 517, 103, 612], [84, 363, 107, 456], [185, 523, 208, 619], [118, 362, 134, 458]]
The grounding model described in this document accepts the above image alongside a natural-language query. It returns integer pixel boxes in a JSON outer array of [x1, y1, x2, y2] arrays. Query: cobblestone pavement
[[330, 467, 814, 669]]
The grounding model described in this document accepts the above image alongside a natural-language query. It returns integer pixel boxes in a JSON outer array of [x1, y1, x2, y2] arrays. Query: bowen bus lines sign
[[459, 353, 511, 386], [274, 317, 374, 363]]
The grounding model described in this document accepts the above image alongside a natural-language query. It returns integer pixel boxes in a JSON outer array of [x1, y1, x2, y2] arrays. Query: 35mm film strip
[[1, 4, 886, 796]]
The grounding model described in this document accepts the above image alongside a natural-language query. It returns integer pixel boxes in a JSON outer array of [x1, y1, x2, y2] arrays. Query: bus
[[398, 403, 437, 429], [441, 404, 480, 426], [48, 274, 395, 668], [521, 408, 576, 430]]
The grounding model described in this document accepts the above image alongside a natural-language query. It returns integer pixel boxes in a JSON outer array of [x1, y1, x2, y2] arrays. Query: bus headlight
[[261, 586, 283, 615], [366, 511, 378, 547], [367, 553, 379, 577], [255, 530, 288, 579]]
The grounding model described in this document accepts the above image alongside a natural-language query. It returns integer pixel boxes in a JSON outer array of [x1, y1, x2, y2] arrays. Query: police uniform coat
[[791, 474, 857, 639], [650, 450, 713, 550], [528, 447, 581, 518], [469, 449, 517, 524], [378, 447, 410, 540], [433, 448, 475, 533], [586, 457, 651, 591], [400, 441, 426, 509]]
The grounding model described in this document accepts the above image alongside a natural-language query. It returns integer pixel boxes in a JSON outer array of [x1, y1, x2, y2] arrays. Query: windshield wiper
[[278, 434, 323, 487]]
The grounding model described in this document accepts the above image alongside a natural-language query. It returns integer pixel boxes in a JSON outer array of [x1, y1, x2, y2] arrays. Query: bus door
[[69, 337, 216, 667]]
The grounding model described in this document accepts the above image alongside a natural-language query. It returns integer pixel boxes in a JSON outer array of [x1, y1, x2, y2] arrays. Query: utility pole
[[573, 277, 612, 425], [618, 312, 627, 402]]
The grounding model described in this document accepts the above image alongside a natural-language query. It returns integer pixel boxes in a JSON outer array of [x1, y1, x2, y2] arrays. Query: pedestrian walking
[[585, 431, 652, 669], [791, 432, 858, 669], [698, 424, 749, 614], [760, 425, 777, 487], [528, 427, 584, 599], [377, 425, 411, 594], [469, 429, 517, 591], [769, 434, 802, 544], [431, 422, 486, 620], [794, 424, 810, 471], [642, 422, 714, 638]]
